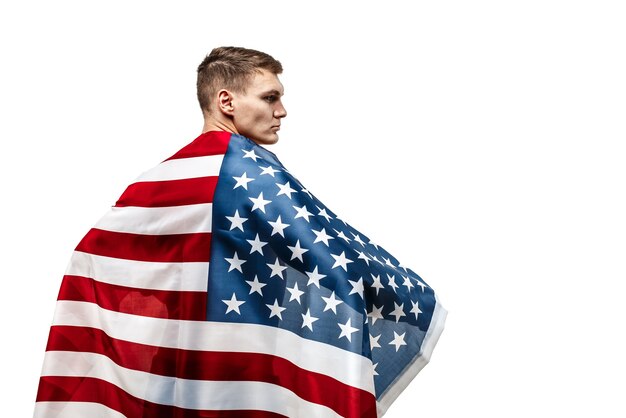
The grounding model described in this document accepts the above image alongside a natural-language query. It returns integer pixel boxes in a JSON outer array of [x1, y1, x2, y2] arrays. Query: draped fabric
[[35, 131, 446, 418]]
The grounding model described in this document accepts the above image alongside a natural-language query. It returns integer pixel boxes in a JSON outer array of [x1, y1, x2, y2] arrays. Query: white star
[[321, 291, 343, 314], [351, 233, 366, 247], [305, 266, 326, 288], [246, 275, 267, 296], [387, 274, 399, 292], [333, 229, 351, 242], [301, 188, 313, 198], [287, 239, 308, 262], [354, 250, 369, 264], [338, 318, 359, 342], [331, 251, 353, 271], [370, 274, 384, 295], [293, 204, 314, 222], [348, 277, 364, 299], [370, 333, 381, 350], [301, 309, 318, 331], [242, 149, 259, 161], [416, 279, 428, 292], [233, 172, 254, 190], [317, 207, 332, 222], [389, 302, 406, 323], [246, 234, 268, 255], [260, 165, 279, 177], [410, 300, 423, 320], [369, 240, 380, 250], [226, 210, 248, 232], [266, 299, 286, 320], [249, 192, 271, 213], [372, 362, 379, 376], [402, 275, 414, 291], [287, 282, 305, 304], [368, 304, 384, 325], [268, 215, 290, 237], [276, 181, 296, 198], [312, 228, 334, 246], [267, 258, 287, 279], [225, 252, 246, 273], [222, 293, 245, 314], [336, 215, 348, 226], [389, 331, 407, 352], [383, 257, 396, 268]]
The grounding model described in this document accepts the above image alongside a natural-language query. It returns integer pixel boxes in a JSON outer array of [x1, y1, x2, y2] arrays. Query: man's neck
[[202, 114, 238, 135]]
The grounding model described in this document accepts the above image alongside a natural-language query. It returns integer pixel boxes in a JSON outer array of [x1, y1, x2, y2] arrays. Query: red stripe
[[115, 176, 219, 208], [58, 275, 207, 321], [166, 131, 231, 161], [45, 326, 378, 418], [37, 376, 287, 418], [75, 228, 212, 262]]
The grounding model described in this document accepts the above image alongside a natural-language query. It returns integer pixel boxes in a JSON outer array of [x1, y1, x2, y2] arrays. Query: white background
[[2, 1, 625, 416]]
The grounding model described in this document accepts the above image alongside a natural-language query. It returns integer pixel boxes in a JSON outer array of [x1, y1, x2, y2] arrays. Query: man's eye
[[264, 96, 277, 103]]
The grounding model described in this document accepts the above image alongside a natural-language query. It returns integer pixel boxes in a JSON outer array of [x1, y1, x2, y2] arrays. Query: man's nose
[[274, 103, 287, 118]]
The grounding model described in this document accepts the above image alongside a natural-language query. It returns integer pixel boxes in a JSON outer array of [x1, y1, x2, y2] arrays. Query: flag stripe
[[34, 401, 128, 418], [166, 130, 232, 161], [46, 325, 376, 418], [95, 203, 213, 235], [52, 301, 376, 394], [37, 377, 289, 418], [66, 251, 209, 292], [40, 352, 343, 417], [115, 176, 219, 208], [58, 276, 207, 321], [75, 228, 212, 263], [135, 155, 224, 182]]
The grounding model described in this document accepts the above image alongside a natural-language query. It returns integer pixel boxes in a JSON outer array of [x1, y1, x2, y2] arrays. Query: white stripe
[[95, 203, 213, 235], [377, 297, 448, 417], [42, 351, 342, 418], [135, 155, 224, 182], [52, 300, 375, 394], [34, 402, 127, 418], [66, 251, 209, 292]]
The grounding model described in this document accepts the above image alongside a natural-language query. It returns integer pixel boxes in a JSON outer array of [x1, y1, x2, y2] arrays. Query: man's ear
[[217, 89, 235, 116]]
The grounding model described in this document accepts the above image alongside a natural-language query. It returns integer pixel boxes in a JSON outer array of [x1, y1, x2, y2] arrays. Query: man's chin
[[251, 134, 279, 145]]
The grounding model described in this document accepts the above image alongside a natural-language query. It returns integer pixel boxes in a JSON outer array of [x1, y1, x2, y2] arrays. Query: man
[[35, 47, 446, 418]]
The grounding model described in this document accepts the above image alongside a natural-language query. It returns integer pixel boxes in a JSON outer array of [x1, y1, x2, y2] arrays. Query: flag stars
[[242, 149, 259, 161], [389, 331, 407, 352], [317, 207, 332, 222], [222, 293, 245, 315], [357, 251, 371, 265], [287, 282, 305, 304], [266, 299, 286, 320], [305, 266, 326, 288], [268, 215, 290, 237], [226, 210, 248, 232], [338, 319, 359, 342], [389, 302, 406, 323], [383, 257, 396, 268], [402, 275, 414, 291], [260, 165, 279, 177], [293, 205, 314, 222], [348, 277, 365, 299], [334, 229, 351, 243], [410, 300, 423, 320], [225, 252, 246, 273], [416, 279, 428, 292], [331, 251, 353, 271], [233, 172, 254, 190], [312, 228, 334, 246], [370, 274, 384, 295], [370, 333, 381, 350], [245, 275, 266, 296], [387, 274, 399, 292], [247, 234, 268, 255], [250, 192, 271, 213], [301, 309, 319, 331], [276, 181, 297, 199], [287, 239, 309, 262], [368, 304, 384, 325], [321, 291, 343, 314], [351, 233, 366, 247], [267, 258, 287, 279]]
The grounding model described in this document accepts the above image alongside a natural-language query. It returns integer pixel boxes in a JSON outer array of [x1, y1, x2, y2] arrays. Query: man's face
[[231, 69, 287, 145]]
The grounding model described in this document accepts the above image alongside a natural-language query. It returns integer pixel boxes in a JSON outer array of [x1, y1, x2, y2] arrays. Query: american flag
[[35, 131, 446, 418]]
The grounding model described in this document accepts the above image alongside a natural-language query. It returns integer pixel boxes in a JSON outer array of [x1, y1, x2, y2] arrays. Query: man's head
[[197, 47, 287, 145]]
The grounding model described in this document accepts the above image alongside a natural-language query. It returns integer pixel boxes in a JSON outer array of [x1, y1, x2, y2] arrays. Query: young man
[[35, 47, 446, 418]]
